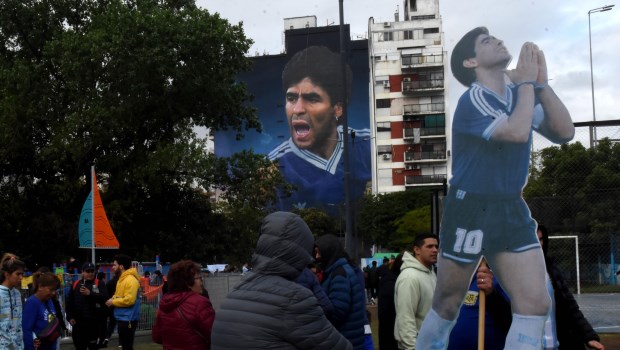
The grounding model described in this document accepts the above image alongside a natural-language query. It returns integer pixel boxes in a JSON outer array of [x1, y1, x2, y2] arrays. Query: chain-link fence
[[528, 120, 620, 294]]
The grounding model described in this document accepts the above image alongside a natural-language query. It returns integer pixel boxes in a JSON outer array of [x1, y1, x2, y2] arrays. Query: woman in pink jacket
[[152, 260, 215, 349]]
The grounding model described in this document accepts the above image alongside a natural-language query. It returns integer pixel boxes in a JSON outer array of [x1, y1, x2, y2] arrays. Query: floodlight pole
[[588, 4, 614, 148]]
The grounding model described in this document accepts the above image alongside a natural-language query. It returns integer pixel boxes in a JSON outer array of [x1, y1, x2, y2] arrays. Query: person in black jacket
[[538, 225, 605, 350], [101, 264, 120, 348], [66, 262, 108, 350], [377, 253, 403, 350], [211, 211, 352, 350]]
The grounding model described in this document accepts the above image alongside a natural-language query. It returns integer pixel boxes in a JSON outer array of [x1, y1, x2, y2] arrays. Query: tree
[[293, 207, 338, 238], [0, 0, 278, 265], [357, 189, 433, 249], [526, 138, 620, 238], [391, 205, 431, 250]]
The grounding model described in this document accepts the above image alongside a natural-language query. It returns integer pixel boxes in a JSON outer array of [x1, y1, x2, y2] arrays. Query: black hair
[[113, 254, 132, 271], [0, 253, 25, 284], [538, 224, 549, 258], [282, 46, 352, 108], [413, 233, 439, 249], [390, 252, 404, 275], [451, 26, 489, 87]]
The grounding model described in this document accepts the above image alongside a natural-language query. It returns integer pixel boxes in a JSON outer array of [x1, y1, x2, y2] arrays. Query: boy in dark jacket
[[538, 225, 604, 350], [66, 262, 108, 350]]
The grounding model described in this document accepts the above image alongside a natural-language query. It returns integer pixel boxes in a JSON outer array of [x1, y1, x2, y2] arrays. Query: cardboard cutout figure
[[416, 27, 575, 350]]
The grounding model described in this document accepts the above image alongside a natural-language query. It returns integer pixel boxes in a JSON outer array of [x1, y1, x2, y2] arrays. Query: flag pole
[[91, 165, 96, 264]]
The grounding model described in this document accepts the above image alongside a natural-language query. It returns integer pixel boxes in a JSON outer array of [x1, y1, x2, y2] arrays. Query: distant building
[[368, 0, 449, 194], [215, 0, 448, 210]]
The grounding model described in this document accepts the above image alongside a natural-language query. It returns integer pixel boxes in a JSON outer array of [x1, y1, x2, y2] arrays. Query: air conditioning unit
[[403, 77, 412, 82], [382, 154, 391, 160], [405, 164, 420, 170], [383, 81, 390, 88], [384, 22, 391, 27]]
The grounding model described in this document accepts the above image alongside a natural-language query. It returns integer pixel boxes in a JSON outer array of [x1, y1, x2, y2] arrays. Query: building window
[[424, 28, 440, 34], [377, 122, 391, 132], [412, 15, 435, 20], [376, 99, 391, 109], [404, 30, 413, 40], [383, 32, 394, 41], [410, 0, 417, 11], [378, 145, 392, 154]]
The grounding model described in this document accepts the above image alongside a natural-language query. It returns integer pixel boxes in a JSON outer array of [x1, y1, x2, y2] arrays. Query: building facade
[[368, 0, 449, 194]]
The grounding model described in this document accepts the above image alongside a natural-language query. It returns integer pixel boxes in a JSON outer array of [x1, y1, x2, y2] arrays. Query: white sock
[[504, 314, 546, 350], [416, 309, 456, 350]]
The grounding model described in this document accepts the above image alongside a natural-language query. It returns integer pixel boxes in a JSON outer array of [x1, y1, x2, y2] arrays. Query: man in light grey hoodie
[[394, 233, 438, 350]]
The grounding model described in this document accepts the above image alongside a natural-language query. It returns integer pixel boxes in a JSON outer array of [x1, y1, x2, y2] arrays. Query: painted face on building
[[285, 77, 342, 160]]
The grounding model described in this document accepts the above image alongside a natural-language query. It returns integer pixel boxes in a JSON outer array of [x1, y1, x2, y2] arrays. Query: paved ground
[[58, 293, 620, 349], [576, 293, 620, 333]]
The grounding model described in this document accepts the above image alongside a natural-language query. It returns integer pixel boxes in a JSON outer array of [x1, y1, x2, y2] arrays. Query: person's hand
[[80, 285, 90, 296], [536, 49, 548, 85], [505, 42, 539, 84], [105, 298, 114, 307], [476, 264, 494, 296], [69, 318, 76, 326], [586, 340, 605, 350], [33, 338, 41, 349]]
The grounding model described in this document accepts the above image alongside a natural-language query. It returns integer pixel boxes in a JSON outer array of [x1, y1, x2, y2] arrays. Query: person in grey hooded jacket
[[211, 211, 352, 350]]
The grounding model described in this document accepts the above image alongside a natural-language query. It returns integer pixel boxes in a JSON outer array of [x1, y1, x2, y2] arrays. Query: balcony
[[404, 151, 447, 162], [403, 103, 445, 115], [402, 79, 444, 94], [405, 174, 448, 186], [401, 54, 443, 71], [404, 127, 446, 139]]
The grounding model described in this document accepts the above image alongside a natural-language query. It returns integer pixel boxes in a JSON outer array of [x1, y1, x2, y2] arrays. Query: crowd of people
[[0, 25, 604, 347], [0, 210, 607, 350], [0, 253, 145, 350]]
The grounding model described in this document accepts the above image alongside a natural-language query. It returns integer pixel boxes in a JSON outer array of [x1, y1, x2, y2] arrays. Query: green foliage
[[292, 207, 338, 237], [526, 138, 620, 239], [357, 189, 433, 249], [0, 0, 278, 266], [391, 206, 431, 250]]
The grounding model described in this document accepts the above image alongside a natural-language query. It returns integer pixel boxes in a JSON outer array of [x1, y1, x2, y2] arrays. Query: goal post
[[549, 235, 580, 294]]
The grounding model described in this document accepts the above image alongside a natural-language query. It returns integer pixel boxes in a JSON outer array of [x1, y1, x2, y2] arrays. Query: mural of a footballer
[[268, 46, 371, 211], [416, 27, 574, 350]]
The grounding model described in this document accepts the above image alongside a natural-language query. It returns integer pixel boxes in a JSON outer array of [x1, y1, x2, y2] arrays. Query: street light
[[588, 4, 614, 147]]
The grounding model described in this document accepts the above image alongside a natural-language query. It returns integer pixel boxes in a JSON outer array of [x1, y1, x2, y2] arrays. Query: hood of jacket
[[315, 234, 346, 269], [400, 251, 432, 273], [158, 290, 195, 313], [118, 267, 139, 284], [251, 211, 314, 280]]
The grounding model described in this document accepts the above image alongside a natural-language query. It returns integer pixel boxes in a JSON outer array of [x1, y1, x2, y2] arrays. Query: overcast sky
[[197, 0, 618, 125]]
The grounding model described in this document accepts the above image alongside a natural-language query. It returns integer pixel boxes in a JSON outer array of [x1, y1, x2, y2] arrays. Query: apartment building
[[368, 0, 449, 194]]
